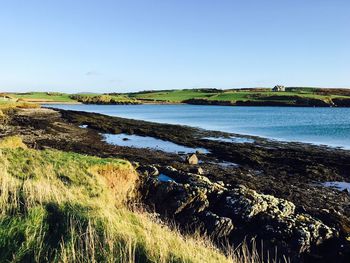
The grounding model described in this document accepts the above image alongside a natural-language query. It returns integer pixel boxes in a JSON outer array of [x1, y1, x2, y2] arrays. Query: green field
[[128, 88, 350, 104], [8, 92, 76, 102], [7, 88, 350, 106], [8, 92, 137, 104]]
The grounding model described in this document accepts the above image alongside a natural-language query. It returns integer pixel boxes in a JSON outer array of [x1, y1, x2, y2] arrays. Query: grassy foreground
[[0, 136, 239, 263]]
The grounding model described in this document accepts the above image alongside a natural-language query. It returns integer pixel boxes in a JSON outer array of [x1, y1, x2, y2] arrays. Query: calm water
[[102, 133, 209, 154], [47, 104, 350, 149]]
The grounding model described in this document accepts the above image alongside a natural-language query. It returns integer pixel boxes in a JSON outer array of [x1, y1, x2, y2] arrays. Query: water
[[322, 182, 350, 192], [46, 104, 350, 149], [208, 161, 239, 167], [158, 173, 176, 182], [102, 133, 209, 154], [203, 136, 254, 144]]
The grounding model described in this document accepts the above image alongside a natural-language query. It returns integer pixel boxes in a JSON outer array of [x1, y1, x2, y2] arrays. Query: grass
[[0, 100, 40, 123], [7, 92, 76, 103], [0, 100, 40, 109], [0, 136, 246, 263], [7, 88, 350, 105], [128, 89, 216, 102], [0, 136, 28, 149], [8, 92, 138, 104]]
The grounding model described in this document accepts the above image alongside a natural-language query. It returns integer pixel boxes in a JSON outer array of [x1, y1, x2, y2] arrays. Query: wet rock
[[137, 165, 159, 176], [216, 185, 337, 253], [186, 154, 198, 165], [189, 166, 204, 175], [196, 149, 206, 155], [142, 177, 209, 223], [198, 211, 234, 238], [161, 166, 226, 193], [220, 185, 296, 221]]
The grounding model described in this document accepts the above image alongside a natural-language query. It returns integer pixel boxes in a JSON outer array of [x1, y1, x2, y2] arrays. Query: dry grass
[[0, 100, 40, 110], [0, 136, 28, 149], [0, 139, 242, 262], [89, 163, 138, 204]]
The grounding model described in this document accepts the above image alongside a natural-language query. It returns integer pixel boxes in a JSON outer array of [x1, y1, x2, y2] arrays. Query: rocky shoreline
[[2, 107, 350, 262], [183, 97, 350, 107]]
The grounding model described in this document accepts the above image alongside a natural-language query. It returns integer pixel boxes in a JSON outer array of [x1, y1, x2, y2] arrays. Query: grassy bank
[[0, 136, 239, 262], [0, 100, 39, 110], [0, 100, 40, 123]]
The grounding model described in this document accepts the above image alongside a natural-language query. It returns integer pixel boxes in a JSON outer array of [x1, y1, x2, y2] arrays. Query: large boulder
[[215, 185, 337, 253], [186, 154, 198, 165]]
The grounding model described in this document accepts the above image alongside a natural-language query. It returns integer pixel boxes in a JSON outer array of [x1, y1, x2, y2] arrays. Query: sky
[[0, 0, 349, 93]]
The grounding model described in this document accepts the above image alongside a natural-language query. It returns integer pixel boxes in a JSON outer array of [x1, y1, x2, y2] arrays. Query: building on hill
[[272, 85, 285, 92]]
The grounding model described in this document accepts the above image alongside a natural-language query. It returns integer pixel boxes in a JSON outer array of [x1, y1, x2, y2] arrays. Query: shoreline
[[42, 99, 350, 107], [37, 101, 82, 104], [3, 107, 350, 261], [44, 104, 350, 151]]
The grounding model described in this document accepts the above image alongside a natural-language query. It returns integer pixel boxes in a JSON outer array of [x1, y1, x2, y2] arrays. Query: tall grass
[[0, 136, 281, 262], [0, 100, 39, 110], [0, 139, 239, 262]]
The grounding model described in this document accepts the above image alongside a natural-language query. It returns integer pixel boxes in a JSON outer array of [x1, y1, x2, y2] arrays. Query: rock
[[196, 150, 205, 155], [198, 211, 234, 238], [186, 154, 198, 165], [137, 165, 159, 177], [189, 167, 204, 175], [220, 185, 296, 221], [142, 177, 209, 224], [215, 185, 337, 253], [142, 167, 338, 256], [217, 181, 225, 186], [122, 137, 129, 141]]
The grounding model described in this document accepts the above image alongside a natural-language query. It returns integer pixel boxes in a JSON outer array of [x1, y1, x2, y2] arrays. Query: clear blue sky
[[1, 0, 349, 93]]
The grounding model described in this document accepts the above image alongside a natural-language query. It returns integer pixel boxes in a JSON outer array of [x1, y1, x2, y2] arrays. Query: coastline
[[70, 100, 350, 107], [3, 107, 350, 261], [44, 103, 350, 150]]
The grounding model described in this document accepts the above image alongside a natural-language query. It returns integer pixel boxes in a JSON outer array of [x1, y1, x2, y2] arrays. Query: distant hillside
[[126, 87, 350, 107], [7, 87, 350, 107]]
